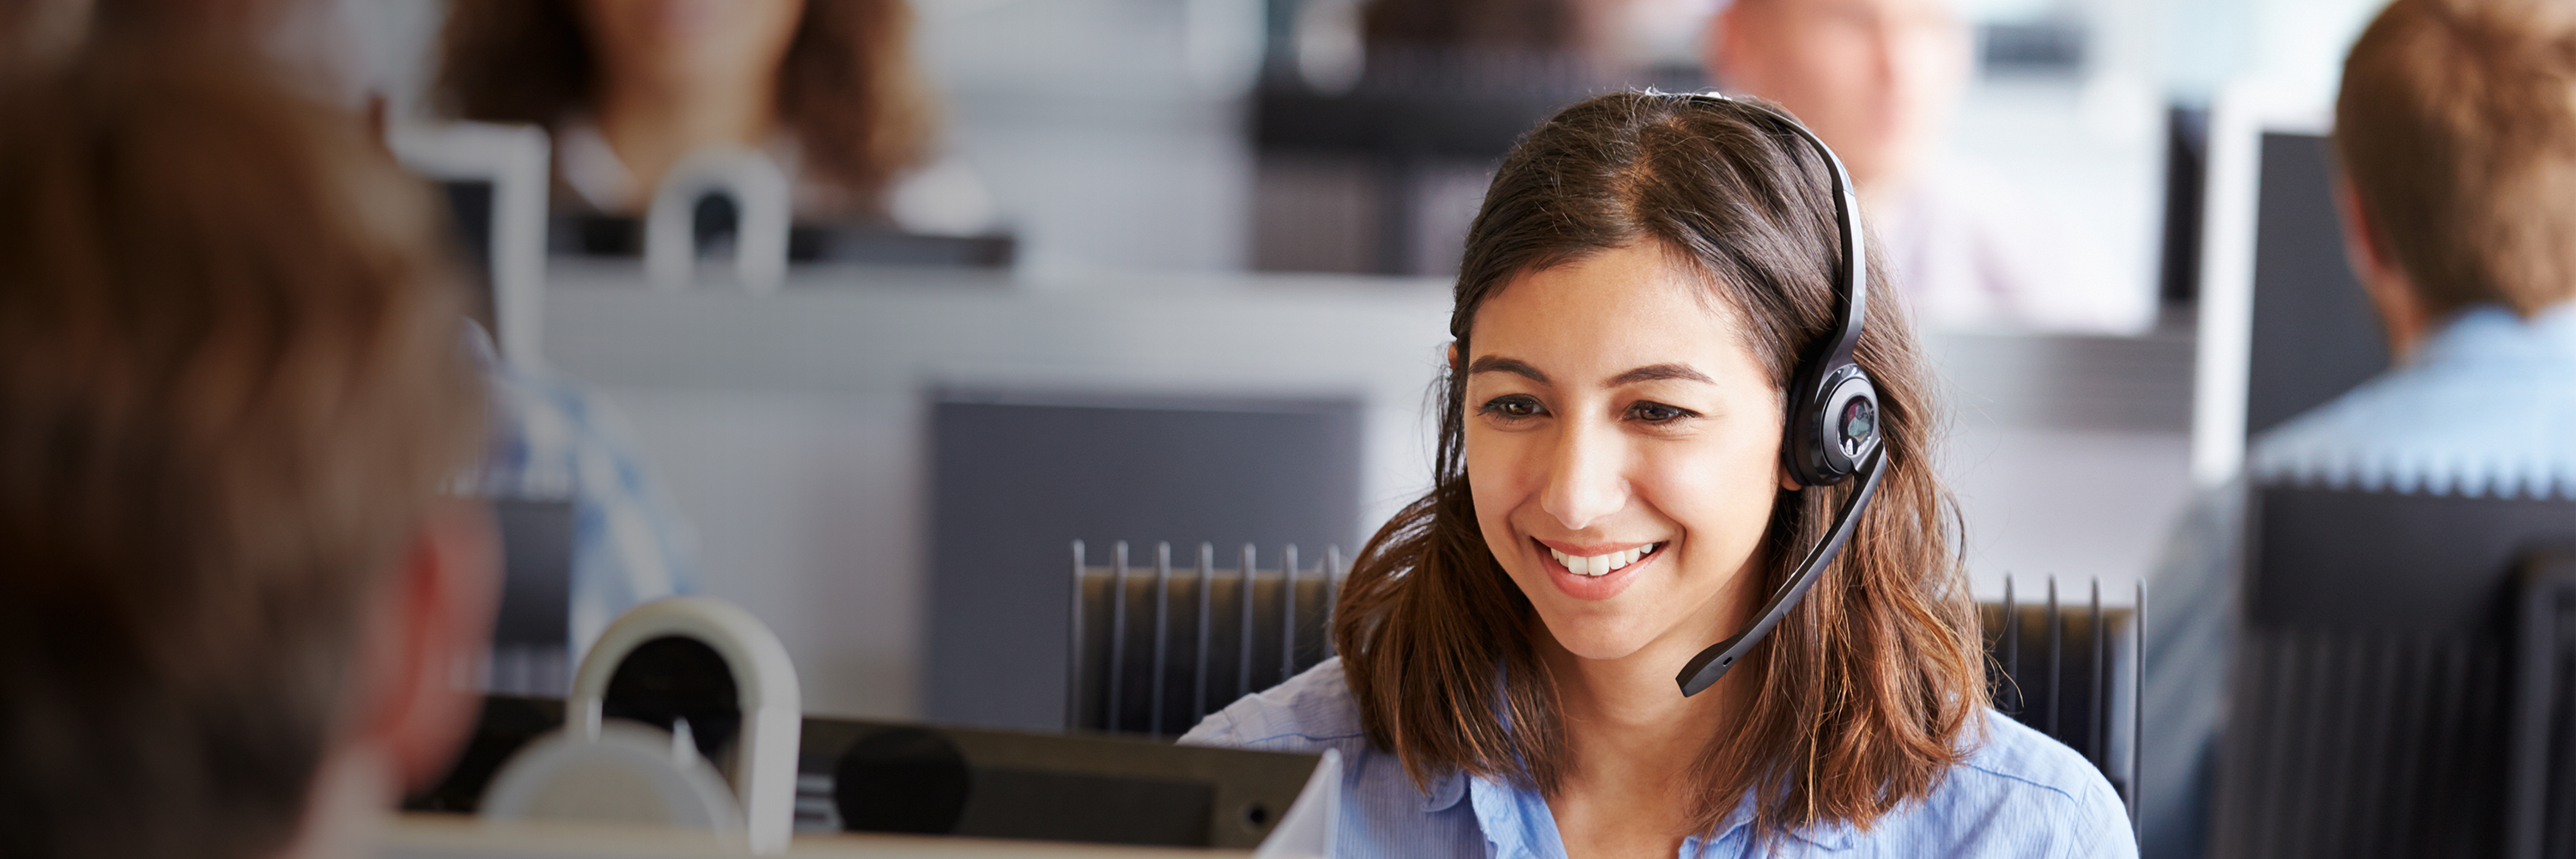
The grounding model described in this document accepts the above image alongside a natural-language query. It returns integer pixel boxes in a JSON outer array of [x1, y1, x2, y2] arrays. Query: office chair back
[[1980, 577, 2142, 825], [2512, 552, 2576, 859], [2213, 484, 2576, 859], [1065, 540, 1342, 737]]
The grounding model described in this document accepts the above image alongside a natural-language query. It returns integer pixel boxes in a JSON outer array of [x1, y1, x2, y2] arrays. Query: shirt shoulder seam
[[1952, 760, 2087, 805]]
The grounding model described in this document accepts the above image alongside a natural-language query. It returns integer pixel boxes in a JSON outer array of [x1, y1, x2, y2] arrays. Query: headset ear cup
[[1790, 366, 1879, 486], [1829, 372, 1881, 475]]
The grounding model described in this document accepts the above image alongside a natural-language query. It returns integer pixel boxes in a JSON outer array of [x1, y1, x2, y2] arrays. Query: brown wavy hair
[[433, 0, 933, 216], [1333, 91, 1985, 842]]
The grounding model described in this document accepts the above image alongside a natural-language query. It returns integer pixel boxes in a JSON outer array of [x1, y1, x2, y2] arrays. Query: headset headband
[[1726, 96, 1869, 375], [1674, 91, 1888, 697]]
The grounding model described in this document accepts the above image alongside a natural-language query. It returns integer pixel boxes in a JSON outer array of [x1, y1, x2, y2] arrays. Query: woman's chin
[[1532, 613, 1671, 663]]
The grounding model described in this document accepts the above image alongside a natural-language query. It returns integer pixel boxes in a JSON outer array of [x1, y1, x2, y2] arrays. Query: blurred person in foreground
[[435, 0, 993, 238], [0, 41, 501, 859], [2138, 1, 2576, 856], [12, 0, 703, 671], [1707, 0, 2148, 332]]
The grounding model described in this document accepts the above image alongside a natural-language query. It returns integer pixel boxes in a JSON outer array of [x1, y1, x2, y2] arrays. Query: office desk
[[380, 815, 1251, 858]]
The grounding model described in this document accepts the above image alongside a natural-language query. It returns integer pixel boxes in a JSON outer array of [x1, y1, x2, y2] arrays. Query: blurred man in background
[[0, 38, 501, 859], [2140, 0, 2576, 856], [1708, 0, 2145, 332]]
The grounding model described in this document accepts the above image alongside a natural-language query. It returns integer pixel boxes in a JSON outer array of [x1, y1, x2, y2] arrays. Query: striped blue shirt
[[469, 331, 696, 661], [1183, 658, 2135, 858]]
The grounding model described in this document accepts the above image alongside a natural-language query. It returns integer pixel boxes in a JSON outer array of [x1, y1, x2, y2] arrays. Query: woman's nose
[[1539, 420, 1629, 531]]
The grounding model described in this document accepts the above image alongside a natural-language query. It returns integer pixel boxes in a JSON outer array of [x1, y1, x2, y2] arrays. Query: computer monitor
[[389, 121, 550, 366], [2190, 90, 2392, 486]]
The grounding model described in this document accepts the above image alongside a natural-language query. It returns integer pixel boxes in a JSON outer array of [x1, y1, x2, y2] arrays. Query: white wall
[[607, 390, 930, 719]]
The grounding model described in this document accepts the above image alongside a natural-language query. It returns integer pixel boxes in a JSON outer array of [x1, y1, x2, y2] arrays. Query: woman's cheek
[[1646, 432, 1782, 560], [1462, 428, 1532, 564]]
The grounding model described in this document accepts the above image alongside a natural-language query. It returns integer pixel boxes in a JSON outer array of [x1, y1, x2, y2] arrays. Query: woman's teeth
[[1548, 542, 1662, 577]]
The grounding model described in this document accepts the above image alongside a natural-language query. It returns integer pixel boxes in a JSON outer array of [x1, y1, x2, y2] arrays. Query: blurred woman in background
[[436, 0, 991, 236]]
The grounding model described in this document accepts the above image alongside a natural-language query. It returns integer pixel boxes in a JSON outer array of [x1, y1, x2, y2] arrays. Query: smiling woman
[[1182, 91, 2134, 858]]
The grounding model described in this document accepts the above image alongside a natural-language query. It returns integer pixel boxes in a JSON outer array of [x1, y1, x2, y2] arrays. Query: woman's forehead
[[1467, 245, 1765, 385]]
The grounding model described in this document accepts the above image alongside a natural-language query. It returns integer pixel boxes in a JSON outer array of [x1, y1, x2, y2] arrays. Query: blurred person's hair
[[1333, 91, 1984, 845], [0, 41, 485, 859], [8, 0, 290, 46], [2338, 0, 2576, 318], [434, 0, 935, 216], [0, 0, 88, 70]]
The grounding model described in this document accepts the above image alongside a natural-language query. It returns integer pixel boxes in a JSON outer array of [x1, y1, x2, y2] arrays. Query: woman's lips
[[1534, 537, 1665, 601]]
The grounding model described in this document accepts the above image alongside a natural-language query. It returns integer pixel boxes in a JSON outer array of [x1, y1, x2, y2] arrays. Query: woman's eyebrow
[[1606, 363, 1714, 386], [1467, 356, 1548, 383]]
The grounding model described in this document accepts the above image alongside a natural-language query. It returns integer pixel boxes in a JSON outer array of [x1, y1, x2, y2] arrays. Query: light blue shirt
[[2138, 302, 2576, 859], [1182, 658, 2135, 858]]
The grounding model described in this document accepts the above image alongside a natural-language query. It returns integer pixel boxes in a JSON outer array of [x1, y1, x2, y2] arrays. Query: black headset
[[1674, 92, 1890, 698]]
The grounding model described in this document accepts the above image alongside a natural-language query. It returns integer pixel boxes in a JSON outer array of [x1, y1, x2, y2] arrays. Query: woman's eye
[[1626, 401, 1695, 423], [1479, 395, 1546, 419]]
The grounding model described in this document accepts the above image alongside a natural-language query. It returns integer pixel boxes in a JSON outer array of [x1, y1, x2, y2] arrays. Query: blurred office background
[[339, 0, 2385, 730]]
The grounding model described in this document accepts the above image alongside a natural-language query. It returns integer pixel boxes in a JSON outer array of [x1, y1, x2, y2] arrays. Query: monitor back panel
[[2245, 131, 2389, 439]]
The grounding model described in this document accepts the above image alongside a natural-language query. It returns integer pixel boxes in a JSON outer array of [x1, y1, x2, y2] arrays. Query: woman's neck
[[590, 68, 778, 204], [1537, 565, 1759, 855]]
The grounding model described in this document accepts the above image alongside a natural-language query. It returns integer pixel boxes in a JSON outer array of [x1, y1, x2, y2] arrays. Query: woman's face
[[576, 0, 806, 88], [1462, 242, 1790, 665]]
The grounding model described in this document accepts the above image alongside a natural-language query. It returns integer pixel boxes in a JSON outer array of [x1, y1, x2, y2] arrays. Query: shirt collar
[[1450, 772, 1857, 856], [1704, 793, 1857, 853], [1423, 769, 1467, 812], [1467, 774, 1558, 859], [1788, 819, 1858, 851], [2412, 301, 2576, 369]]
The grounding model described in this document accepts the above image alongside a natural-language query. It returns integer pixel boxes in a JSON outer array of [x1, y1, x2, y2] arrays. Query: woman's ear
[[1445, 341, 1460, 371], [1777, 462, 1803, 492]]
